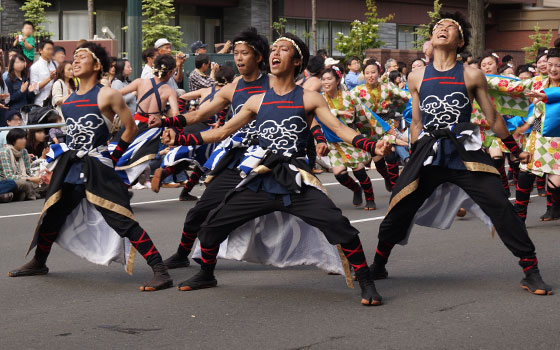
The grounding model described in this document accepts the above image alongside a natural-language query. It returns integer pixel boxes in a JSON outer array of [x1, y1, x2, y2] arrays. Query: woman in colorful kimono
[[346, 60, 411, 192]]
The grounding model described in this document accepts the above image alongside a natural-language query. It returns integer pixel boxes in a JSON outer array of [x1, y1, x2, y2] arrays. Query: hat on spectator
[[191, 40, 208, 53], [154, 38, 171, 49], [324, 57, 340, 66]]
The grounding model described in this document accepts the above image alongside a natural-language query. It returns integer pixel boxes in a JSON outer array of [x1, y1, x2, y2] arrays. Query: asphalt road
[[0, 171, 558, 350]]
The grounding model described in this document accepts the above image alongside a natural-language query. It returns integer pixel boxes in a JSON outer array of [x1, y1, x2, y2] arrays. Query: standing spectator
[[30, 39, 57, 107], [141, 48, 158, 79], [100, 57, 116, 87], [397, 61, 407, 83], [12, 21, 35, 68], [111, 58, 136, 115], [388, 70, 405, 89], [191, 40, 208, 54], [53, 46, 67, 68], [6, 53, 36, 114], [0, 128, 40, 201], [0, 57, 10, 127], [316, 49, 328, 60], [0, 110, 23, 146], [344, 56, 364, 91], [385, 58, 398, 73], [3, 49, 19, 81], [154, 38, 185, 90], [296, 55, 324, 92], [188, 54, 216, 92], [51, 61, 76, 118]]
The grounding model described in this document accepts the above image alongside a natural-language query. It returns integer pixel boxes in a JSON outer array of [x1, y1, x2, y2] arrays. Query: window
[[397, 25, 416, 50], [331, 21, 351, 57], [96, 10, 124, 52], [180, 14, 201, 52], [286, 18, 351, 57]]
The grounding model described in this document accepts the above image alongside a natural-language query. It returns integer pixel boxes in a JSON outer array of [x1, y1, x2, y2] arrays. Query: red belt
[[134, 113, 149, 124]]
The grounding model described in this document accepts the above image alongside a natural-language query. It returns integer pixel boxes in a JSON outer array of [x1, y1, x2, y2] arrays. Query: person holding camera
[[188, 54, 217, 92]]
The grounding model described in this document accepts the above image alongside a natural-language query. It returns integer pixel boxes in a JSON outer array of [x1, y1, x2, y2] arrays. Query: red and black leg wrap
[[501, 134, 522, 158], [110, 138, 131, 166], [373, 240, 395, 266], [352, 135, 376, 155], [340, 235, 368, 273], [128, 229, 163, 267], [162, 114, 188, 128], [176, 132, 203, 147], [200, 245, 220, 273], [310, 125, 327, 144], [184, 167, 203, 193], [353, 168, 374, 201], [514, 171, 535, 220], [178, 230, 198, 257]]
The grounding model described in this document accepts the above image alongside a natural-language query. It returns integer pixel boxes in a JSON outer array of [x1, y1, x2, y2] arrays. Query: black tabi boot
[[177, 269, 218, 291], [139, 263, 173, 292], [519, 258, 552, 296], [163, 252, 191, 269], [369, 262, 389, 280], [8, 255, 49, 277], [355, 267, 382, 306]]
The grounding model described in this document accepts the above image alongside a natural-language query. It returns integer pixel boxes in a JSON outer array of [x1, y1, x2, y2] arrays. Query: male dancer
[[163, 33, 391, 306], [150, 28, 328, 269], [8, 42, 173, 292], [370, 12, 551, 296]]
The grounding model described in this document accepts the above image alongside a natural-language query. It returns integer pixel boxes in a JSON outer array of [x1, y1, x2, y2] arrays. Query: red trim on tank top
[[235, 86, 263, 92], [63, 99, 90, 105], [422, 77, 455, 82]]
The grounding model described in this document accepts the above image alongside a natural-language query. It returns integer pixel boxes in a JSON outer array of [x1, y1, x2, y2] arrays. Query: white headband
[[234, 41, 257, 53], [274, 37, 303, 60], [433, 18, 464, 39], [74, 47, 103, 72]]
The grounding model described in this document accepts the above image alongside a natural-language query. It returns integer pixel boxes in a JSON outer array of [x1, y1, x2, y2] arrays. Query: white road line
[[0, 192, 540, 220]]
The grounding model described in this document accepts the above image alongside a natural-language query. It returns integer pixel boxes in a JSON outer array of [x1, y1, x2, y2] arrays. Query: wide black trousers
[[197, 172, 360, 248], [378, 166, 536, 258]]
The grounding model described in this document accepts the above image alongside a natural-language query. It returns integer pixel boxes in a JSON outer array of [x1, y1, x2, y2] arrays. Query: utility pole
[[88, 0, 95, 39], [311, 0, 317, 54], [127, 0, 142, 79], [468, 0, 485, 58]]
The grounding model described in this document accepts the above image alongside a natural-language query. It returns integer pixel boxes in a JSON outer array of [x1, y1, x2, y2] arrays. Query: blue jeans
[[394, 145, 410, 162], [0, 180, 17, 194]]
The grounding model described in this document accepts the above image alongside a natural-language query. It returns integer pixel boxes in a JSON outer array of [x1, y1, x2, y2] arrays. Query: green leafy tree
[[413, 0, 442, 50], [142, 0, 184, 51], [522, 25, 553, 63], [19, 0, 53, 36], [334, 0, 393, 59]]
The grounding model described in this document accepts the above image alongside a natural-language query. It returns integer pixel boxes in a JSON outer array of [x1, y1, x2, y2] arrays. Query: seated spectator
[[26, 128, 48, 162], [6, 53, 36, 114], [0, 128, 41, 201], [0, 110, 23, 146], [0, 179, 17, 203], [189, 54, 216, 92]]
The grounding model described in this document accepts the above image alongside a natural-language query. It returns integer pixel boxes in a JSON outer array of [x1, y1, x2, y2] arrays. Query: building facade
[[1, 0, 558, 61]]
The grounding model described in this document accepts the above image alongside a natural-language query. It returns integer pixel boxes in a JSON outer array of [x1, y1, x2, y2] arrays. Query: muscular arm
[[166, 87, 180, 116], [180, 88, 205, 101], [101, 87, 138, 143], [120, 78, 140, 95], [407, 69, 424, 143], [164, 93, 259, 146], [184, 82, 234, 124]]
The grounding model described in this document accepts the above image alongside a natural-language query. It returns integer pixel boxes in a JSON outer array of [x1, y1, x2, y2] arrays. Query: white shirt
[[30, 56, 57, 106], [141, 64, 154, 79], [141, 63, 179, 91]]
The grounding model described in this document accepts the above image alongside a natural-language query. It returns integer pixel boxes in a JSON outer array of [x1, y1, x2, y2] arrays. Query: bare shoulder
[[463, 65, 486, 84], [302, 88, 323, 103], [407, 67, 425, 91], [98, 85, 120, 101]]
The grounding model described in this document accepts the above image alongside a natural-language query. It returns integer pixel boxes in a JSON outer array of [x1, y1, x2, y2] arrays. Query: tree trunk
[[88, 0, 95, 39], [468, 0, 485, 58], [311, 0, 316, 54]]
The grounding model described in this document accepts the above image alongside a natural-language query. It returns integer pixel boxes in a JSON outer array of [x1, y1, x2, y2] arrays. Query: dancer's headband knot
[[433, 18, 464, 39]]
